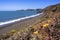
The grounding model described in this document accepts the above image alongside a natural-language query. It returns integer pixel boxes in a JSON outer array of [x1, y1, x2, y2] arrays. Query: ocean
[[0, 10, 41, 26], [0, 11, 37, 22]]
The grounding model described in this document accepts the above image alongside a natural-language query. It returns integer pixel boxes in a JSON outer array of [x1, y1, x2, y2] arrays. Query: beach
[[0, 3, 60, 40], [0, 13, 43, 34]]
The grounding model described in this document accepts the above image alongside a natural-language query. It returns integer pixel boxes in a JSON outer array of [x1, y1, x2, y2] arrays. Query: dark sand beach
[[0, 15, 42, 34], [0, 4, 60, 40]]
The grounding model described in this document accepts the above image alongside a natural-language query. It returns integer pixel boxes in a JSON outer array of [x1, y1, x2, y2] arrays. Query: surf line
[[0, 13, 43, 26]]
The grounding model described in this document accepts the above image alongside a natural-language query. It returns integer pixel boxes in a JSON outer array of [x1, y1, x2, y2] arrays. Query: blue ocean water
[[0, 10, 37, 22]]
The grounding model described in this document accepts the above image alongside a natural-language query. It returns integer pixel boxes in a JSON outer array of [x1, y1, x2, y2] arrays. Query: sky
[[0, 0, 60, 11]]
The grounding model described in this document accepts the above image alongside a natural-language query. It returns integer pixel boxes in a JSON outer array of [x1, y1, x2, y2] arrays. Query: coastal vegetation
[[0, 3, 60, 40]]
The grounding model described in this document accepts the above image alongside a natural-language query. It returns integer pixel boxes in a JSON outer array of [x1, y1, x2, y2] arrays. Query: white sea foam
[[0, 13, 43, 26]]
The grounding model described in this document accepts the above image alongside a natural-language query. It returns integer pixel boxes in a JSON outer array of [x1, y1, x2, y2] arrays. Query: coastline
[[0, 13, 43, 34], [0, 13, 41, 26]]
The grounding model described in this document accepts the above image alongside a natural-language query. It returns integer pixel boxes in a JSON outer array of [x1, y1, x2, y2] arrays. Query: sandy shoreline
[[0, 13, 40, 26], [0, 13, 43, 34]]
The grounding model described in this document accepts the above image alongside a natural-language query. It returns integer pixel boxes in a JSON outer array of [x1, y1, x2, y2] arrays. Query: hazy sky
[[0, 0, 60, 11]]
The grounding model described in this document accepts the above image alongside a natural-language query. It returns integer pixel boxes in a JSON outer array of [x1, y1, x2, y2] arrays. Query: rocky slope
[[0, 4, 60, 40]]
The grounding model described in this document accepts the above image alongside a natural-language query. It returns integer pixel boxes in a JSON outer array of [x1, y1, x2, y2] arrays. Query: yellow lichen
[[33, 31, 39, 35], [43, 23, 49, 28]]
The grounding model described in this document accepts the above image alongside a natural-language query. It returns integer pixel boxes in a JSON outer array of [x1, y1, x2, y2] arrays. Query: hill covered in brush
[[0, 3, 60, 40], [43, 3, 60, 12]]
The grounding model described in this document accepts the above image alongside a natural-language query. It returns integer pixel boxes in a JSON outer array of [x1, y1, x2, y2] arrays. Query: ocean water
[[0, 11, 37, 22]]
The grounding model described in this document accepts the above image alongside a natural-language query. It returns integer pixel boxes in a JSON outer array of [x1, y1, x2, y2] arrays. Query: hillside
[[43, 3, 60, 13], [0, 4, 60, 40]]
